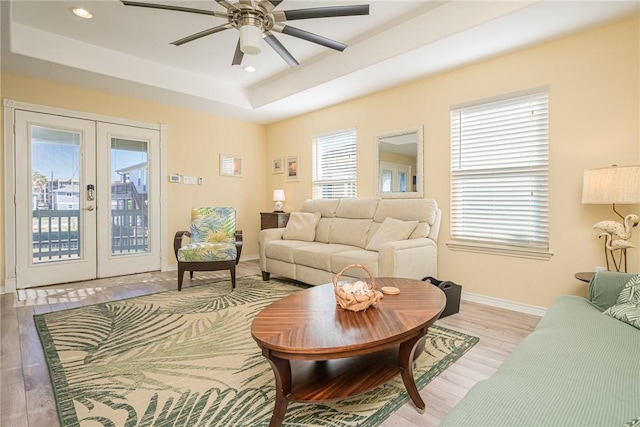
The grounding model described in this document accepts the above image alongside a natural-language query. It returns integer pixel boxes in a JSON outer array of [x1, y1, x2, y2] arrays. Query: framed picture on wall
[[286, 156, 299, 181], [219, 154, 242, 177], [272, 157, 284, 174]]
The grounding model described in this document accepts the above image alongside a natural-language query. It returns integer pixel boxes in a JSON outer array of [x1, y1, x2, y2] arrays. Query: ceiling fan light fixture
[[239, 25, 262, 55]]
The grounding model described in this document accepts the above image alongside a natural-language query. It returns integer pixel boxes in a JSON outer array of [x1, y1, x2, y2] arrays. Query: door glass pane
[[31, 126, 81, 263], [381, 169, 392, 192], [398, 172, 407, 192], [110, 138, 149, 256]]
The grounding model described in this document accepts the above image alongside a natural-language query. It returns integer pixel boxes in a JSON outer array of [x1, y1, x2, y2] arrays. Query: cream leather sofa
[[259, 197, 441, 286]]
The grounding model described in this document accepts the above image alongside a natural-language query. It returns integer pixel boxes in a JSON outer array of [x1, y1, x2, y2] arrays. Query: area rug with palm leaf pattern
[[35, 275, 478, 427]]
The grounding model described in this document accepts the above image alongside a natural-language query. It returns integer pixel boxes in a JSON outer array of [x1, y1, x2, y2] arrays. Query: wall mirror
[[375, 126, 423, 198]]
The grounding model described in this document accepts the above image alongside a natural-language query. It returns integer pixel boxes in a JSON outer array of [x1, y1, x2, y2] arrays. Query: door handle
[[84, 206, 95, 211]]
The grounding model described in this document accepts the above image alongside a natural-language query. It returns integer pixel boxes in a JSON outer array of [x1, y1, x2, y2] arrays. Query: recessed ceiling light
[[243, 66, 257, 73], [71, 8, 93, 19]]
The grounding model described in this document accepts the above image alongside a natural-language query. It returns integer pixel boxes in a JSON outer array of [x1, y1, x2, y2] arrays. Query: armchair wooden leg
[[178, 266, 185, 291], [230, 263, 236, 289], [262, 271, 270, 281]]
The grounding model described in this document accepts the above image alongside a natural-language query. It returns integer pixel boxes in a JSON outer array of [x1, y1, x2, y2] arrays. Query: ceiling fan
[[121, 0, 370, 67]]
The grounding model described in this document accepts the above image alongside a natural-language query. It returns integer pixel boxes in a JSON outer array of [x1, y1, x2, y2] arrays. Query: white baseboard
[[461, 291, 547, 317], [1, 277, 17, 294]]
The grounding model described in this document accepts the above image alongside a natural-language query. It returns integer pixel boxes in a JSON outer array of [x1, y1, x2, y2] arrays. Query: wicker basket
[[333, 264, 382, 312]]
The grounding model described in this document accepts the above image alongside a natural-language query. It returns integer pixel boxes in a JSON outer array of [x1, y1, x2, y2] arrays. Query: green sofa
[[440, 271, 640, 426]]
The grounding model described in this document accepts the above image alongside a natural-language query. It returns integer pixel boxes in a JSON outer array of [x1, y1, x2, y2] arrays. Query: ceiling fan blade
[[171, 23, 233, 46], [261, 0, 284, 12], [264, 33, 299, 67], [232, 40, 244, 66], [216, 0, 236, 10], [279, 25, 346, 51], [121, 1, 227, 18], [283, 5, 369, 21]]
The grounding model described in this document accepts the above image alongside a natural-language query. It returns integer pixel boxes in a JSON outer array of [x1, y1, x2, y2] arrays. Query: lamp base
[[604, 247, 629, 273], [274, 201, 284, 212]]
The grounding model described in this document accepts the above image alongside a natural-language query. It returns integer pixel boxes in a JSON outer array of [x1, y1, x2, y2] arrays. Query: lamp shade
[[273, 189, 285, 201], [582, 165, 640, 204]]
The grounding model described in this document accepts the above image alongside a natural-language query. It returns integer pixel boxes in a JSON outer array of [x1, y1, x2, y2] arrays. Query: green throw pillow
[[603, 273, 640, 329], [624, 416, 640, 427]]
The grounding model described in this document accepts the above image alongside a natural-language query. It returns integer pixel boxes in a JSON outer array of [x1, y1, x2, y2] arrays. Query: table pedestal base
[[262, 331, 429, 427]]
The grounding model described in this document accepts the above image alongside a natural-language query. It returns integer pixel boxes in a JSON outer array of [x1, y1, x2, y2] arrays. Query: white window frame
[[447, 88, 552, 260], [312, 128, 357, 200]]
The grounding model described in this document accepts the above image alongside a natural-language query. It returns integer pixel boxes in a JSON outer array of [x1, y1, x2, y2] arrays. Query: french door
[[13, 110, 161, 288], [380, 161, 412, 193]]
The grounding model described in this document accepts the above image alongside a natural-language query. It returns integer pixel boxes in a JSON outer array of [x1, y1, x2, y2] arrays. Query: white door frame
[[3, 99, 169, 293]]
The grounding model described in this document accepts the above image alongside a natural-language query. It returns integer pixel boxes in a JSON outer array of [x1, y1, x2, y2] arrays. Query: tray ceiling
[[2, 1, 638, 123]]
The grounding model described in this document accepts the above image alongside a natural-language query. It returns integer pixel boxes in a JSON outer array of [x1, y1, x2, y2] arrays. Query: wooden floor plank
[[25, 385, 59, 426], [1, 370, 29, 427], [1, 311, 22, 373], [0, 259, 541, 426]]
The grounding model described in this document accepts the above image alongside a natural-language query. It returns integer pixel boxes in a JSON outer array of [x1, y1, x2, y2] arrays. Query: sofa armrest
[[378, 238, 437, 280], [258, 228, 285, 271], [588, 271, 635, 311]]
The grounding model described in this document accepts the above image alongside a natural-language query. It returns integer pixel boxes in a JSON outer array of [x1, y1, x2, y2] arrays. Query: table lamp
[[582, 165, 640, 271], [273, 189, 285, 212]]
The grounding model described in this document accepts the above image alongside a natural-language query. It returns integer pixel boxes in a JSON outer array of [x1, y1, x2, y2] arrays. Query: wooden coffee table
[[251, 277, 446, 427]]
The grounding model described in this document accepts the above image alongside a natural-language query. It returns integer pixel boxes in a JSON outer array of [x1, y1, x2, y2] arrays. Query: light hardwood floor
[[0, 260, 541, 427]]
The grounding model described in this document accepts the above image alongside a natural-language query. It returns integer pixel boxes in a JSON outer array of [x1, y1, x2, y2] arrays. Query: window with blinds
[[312, 129, 357, 199], [450, 91, 549, 253]]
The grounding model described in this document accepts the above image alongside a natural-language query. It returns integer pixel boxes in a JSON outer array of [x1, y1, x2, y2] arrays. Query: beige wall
[[1, 73, 268, 279], [266, 15, 640, 308]]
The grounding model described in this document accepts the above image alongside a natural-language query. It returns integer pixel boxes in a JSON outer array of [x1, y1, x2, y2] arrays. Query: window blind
[[312, 129, 357, 199], [450, 91, 549, 249]]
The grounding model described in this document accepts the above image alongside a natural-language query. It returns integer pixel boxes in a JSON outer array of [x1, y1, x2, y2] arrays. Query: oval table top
[[251, 277, 446, 360]]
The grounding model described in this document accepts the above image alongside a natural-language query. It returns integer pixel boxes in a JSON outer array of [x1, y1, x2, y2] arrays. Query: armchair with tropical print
[[174, 207, 243, 291]]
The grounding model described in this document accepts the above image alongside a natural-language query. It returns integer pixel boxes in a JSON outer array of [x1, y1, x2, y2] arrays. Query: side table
[[260, 212, 290, 230], [574, 272, 595, 283]]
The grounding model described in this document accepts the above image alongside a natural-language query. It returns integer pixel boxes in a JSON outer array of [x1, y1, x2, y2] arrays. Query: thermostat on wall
[[169, 174, 181, 183]]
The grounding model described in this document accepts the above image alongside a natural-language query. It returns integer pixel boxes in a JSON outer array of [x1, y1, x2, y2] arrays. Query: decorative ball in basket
[[333, 264, 383, 312]]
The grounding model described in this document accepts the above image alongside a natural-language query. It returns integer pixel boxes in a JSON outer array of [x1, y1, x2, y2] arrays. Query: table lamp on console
[[273, 189, 285, 213], [582, 165, 640, 272]]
